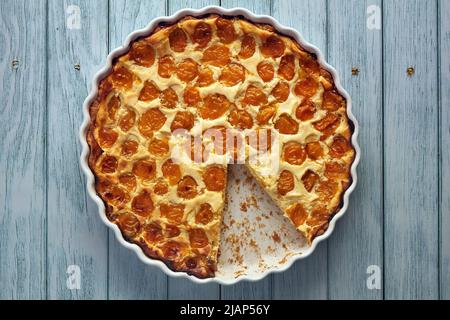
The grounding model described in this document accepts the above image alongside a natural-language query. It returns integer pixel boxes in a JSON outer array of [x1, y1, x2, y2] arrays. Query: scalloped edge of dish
[[79, 5, 361, 285]]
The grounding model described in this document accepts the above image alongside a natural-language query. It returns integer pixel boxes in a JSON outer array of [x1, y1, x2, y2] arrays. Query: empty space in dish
[[217, 164, 306, 281]]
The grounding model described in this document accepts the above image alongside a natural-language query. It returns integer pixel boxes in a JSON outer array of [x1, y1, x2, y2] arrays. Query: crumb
[[272, 232, 281, 243], [240, 201, 248, 212]]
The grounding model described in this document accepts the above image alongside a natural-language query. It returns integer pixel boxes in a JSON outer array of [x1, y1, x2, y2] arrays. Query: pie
[[86, 14, 356, 278]]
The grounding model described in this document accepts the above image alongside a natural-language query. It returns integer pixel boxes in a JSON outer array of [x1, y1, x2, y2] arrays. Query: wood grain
[[46, 0, 109, 300], [0, 0, 47, 299], [439, 0, 450, 300], [107, 0, 168, 299], [383, 0, 439, 299], [271, 0, 328, 300], [327, 0, 383, 299], [220, 0, 273, 300]]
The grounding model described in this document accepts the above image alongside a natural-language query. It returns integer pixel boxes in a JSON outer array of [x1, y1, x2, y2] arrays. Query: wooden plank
[[439, 0, 450, 300], [327, 0, 383, 299], [165, 0, 221, 300], [271, 0, 328, 300], [107, 0, 168, 300], [46, 0, 109, 299], [220, 0, 272, 300], [0, 0, 47, 299], [383, 0, 439, 299]]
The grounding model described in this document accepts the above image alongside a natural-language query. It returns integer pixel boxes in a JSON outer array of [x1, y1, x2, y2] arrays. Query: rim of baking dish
[[79, 5, 361, 285]]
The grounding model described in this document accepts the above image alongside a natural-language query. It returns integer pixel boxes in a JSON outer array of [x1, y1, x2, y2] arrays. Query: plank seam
[[45, 0, 49, 300], [381, 0, 386, 301], [436, 0, 441, 300]]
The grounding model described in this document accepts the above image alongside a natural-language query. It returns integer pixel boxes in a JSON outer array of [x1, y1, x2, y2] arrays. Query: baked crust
[[86, 14, 356, 278]]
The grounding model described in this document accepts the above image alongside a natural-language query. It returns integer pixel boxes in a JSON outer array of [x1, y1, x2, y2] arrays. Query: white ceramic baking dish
[[79, 5, 360, 285]]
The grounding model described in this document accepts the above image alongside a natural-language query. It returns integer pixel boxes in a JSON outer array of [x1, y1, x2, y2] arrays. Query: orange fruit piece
[[162, 241, 186, 260], [329, 135, 351, 158], [239, 35, 256, 59], [118, 173, 137, 191], [286, 203, 308, 227], [195, 203, 214, 225], [144, 222, 164, 243], [302, 170, 319, 192], [132, 159, 156, 181], [199, 93, 231, 120], [196, 67, 215, 87], [271, 81, 290, 102], [183, 87, 201, 106], [257, 61, 275, 82], [139, 81, 160, 101], [131, 190, 154, 217], [177, 176, 198, 199], [165, 224, 181, 238], [169, 27, 187, 52], [228, 108, 253, 129], [216, 17, 237, 44], [129, 41, 155, 67], [203, 165, 226, 191], [98, 127, 118, 148], [153, 179, 169, 196], [148, 137, 169, 157], [121, 140, 138, 157], [313, 113, 339, 132], [189, 228, 209, 248], [282, 142, 306, 165], [100, 155, 118, 173], [192, 21, 212, 48], [118, 108, 136, 132], [261, 35, 285, 58], [305, 141, 324, 160], [176, 58, 199, 82], [295, 100, 316, 121], [158, 55, 175, 78], [202, 44, 231, 67], [162, 159, 182, 185], [256, 103, 277, 125], [274, 114, 299, 134], [242, 84, 267, 106], [277, 170, 295, 196], [323, 90, 344, 111], [138, 108, 166, 138], [219, 63, 246, 86], [325, 161, 347, 179], [160, 87, 179, 109], [294, 76, 319, 98], [160, 203, 185, 224], [96, 179, 129, 208], [170, 111, 195, 132], [299, 53, 320, 76], [278, 54, 295, 80], [117, 212, 141, 238], [111, 66, 133, 89], [316, 180, 338, 201]]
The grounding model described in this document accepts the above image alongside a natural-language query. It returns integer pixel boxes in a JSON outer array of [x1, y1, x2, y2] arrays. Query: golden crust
[[86, 14, 356, 278]]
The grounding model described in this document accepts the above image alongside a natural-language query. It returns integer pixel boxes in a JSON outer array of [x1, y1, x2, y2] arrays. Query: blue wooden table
[[0, 0, 448, 300]]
